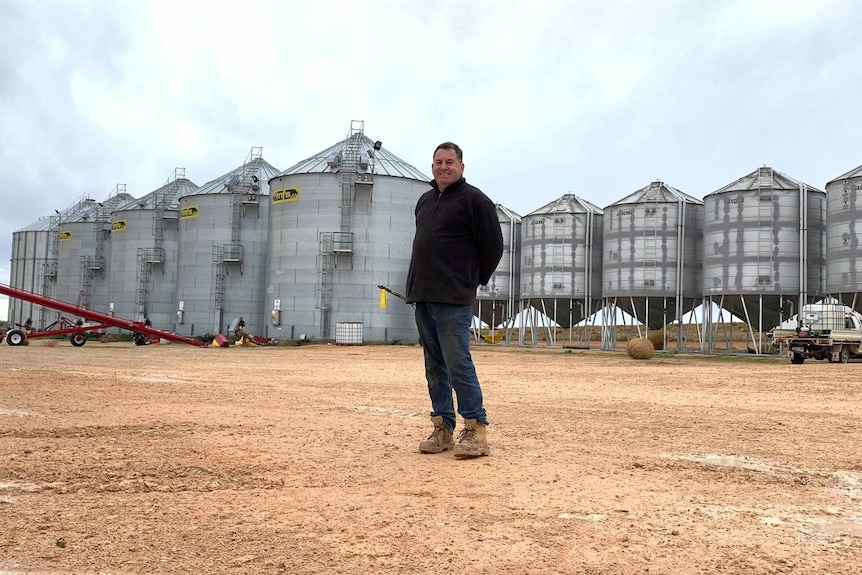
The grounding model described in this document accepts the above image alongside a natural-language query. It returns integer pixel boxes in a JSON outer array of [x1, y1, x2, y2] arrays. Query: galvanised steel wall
[[520, 209, 603, 300], [602, 201, 703, 298], [703, 188, 826, 296], [175, 194, 270, 336], [108, 208, 180, 330], [826, 171, 862, 294], [478, 205, 520, 301], [54, 221, 111, 313], [8, 230, 52, 327], [266, 172, 426, 342]]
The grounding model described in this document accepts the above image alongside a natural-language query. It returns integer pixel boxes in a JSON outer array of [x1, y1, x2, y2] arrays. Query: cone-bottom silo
[[601, 181, 704, 351], [702, 167, 826, 354], [825, 163, 862, 311], [519, 194, 603, 346], [474, 204, 521, 344]]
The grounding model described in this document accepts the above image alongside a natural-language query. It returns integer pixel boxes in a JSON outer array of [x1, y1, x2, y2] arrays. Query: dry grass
[[477, 322, 766, 352], [626, 337, 655, 359], [647, 330, 664, 350]]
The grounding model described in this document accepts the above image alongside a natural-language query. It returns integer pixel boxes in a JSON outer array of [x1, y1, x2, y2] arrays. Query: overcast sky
[[1, 0, 861, 321]]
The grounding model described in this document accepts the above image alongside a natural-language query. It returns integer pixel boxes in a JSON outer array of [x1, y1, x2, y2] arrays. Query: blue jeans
[[414, 302, 488, 432]]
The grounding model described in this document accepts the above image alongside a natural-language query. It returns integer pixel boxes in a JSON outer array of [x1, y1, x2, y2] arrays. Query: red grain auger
[[0, 283, 205, 347]]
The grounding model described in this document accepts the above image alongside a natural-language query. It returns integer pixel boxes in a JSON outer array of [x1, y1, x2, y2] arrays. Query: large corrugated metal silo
[[601, 180, 703, 350], [55, 187, 136, 316], [55, 199, 106, 310], [702, 166, 826, 352], [475, 204, 521, 337], [519, 194, 603, 343], [9, 217, 57, 329], [8, 188, 135, 328], [175, 149, 280, 336], [825, 163, 862, 310], [266, 121, 430, 343], [108, 169, 197, 330]]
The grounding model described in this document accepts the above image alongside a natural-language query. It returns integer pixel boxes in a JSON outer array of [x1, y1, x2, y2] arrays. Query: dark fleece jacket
[[406, 177, 504, 305]]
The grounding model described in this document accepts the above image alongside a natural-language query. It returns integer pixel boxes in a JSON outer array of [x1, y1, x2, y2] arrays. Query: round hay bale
[[647, 330, 664, 350], [626, 337, 655, 360]]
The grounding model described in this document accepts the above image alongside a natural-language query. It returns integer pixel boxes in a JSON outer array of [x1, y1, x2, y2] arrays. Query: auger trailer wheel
[[70, 333, 87, 347], [5, 329, 27, 346]]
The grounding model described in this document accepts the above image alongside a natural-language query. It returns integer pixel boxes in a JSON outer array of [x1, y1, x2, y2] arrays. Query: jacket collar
[[431, 177, 466, 193]]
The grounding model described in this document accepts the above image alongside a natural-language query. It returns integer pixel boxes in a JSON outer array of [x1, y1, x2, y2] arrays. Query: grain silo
[[55, 186, 136, 315], [519, 194, 603, 346], [8, 188, 134, 329], [474, 204, 521, 342], [601, 181, 704, 351], [266, 120, 430, 343], [825, 163, 862, 309], [8, 216, 58, 329], [175, 149, 280, 337], [108, 169, 197, 330], [702, 166, 826, 353]]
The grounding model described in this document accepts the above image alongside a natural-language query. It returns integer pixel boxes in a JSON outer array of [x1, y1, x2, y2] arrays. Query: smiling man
[[405, 142, 504, 459]]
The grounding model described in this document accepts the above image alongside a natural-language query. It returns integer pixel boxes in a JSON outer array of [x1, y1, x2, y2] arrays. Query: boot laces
[[457, 427, 475, 442], [428, 426, 446, 441]]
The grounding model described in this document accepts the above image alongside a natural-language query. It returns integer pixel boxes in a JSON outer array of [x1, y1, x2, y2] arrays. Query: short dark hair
[[434, 142, 463, 161]]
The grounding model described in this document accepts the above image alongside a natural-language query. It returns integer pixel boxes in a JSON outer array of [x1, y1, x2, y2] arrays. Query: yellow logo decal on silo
[[180, 206, 199, 219], [58, 230, 72, 241], [272, 187, 300, 203], [112, 220, 127, 232]]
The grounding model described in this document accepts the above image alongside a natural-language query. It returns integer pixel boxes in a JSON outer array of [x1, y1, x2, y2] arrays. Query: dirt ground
[[1, 340, 860, 574]]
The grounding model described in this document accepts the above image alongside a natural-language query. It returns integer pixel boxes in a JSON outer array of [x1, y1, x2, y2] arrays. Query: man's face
[[432, 148, 464, 190]]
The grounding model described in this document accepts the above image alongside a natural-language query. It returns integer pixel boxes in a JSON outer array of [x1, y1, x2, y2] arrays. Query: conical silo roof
[[526, 193, 603, 216], [496, 204, 522, 223], [826, 163, 862, 187], [15, 186, 138, 230], [116, 176, 198, 211], [183, 157, 281, 197], [102, 192, 137, 212], [55, 193, 103, 223], [710, 166, 822, 194], [278, 135, 430, 181], [61, 192, 138, 223], [609, 180, 702, 206], [15, 217, 53, 232]]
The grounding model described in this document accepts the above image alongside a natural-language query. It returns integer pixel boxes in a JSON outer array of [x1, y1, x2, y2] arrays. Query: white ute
[[771, 303, 862, 364]]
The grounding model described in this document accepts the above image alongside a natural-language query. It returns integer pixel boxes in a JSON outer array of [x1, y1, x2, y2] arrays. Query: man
[[405, 142, 504, 458]]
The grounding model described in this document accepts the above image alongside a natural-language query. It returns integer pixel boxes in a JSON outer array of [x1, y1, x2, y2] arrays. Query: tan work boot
[[453, 418, 490, 458], [418, 415, 455, 454]]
